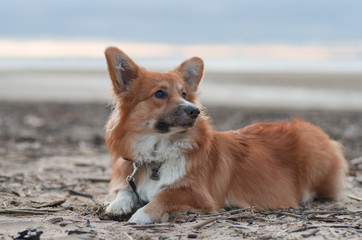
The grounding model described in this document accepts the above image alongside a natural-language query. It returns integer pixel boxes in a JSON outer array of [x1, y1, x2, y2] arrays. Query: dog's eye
[[182, 92, 187, 99], [154, 90, 167, 99]]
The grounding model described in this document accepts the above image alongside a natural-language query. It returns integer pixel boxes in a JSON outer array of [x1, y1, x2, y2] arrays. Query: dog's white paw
[[106, 191, 135, 215], [128, 206, 152, 225]]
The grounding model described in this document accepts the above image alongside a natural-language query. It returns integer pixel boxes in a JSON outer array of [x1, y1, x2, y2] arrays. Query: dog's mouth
[[155, 120, 196, 134]]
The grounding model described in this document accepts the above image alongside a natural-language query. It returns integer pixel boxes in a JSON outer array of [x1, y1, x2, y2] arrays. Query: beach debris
[[301, 229, 320, 238], [68, 189, 95, 201], [67, 229, 97, 235], [131, 224, 174, 230], [0, 175, 11, 182], [48, 217, 64, 224], [187, 233, 198, 238], [347, 194, 362, 202], [31, 199, 66, 208], [12, 226, 43, 240], [192, 217, 221, 229], [0, 207, 63, 215]]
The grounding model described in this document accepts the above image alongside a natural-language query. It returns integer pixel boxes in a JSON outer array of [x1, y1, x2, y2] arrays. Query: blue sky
[[1, 0, 361, 44]]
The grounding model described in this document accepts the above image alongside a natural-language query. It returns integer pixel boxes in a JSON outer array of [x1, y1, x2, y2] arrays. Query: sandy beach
[[0, 101, 361, 240], [0, 71, 361, 239]]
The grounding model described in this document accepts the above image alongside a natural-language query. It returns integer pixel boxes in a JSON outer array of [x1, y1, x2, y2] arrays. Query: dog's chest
[[138, 158, 185, 201], [132, 134, 192, 163], [132, 135, 189, 202]]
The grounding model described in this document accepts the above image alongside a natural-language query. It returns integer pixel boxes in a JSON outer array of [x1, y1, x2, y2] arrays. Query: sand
[[0, 102, 361, 239]]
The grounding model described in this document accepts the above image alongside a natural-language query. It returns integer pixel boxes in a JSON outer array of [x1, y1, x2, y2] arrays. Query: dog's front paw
[[128, 206, 152, 225], [106, 191, 135, 216]]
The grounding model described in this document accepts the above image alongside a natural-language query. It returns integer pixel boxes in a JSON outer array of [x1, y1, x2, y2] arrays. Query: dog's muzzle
[[155, 102, 200, 133]]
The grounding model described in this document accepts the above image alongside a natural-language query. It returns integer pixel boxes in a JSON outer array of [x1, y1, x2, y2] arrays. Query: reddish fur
[[104, 47, 348, 222]]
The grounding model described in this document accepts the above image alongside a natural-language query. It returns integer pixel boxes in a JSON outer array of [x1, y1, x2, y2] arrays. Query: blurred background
[[0, 0, 362, 110]]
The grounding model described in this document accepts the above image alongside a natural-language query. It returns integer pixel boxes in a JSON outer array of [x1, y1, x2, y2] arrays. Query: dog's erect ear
[[104, 47, 139, 94], [174, 57, 204, 91]]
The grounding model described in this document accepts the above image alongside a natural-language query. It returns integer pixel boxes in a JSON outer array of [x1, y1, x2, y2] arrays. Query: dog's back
[[195, 119, 348, 210]]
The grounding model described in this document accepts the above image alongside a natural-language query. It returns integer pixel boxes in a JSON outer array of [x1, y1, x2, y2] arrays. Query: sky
[[1, 0, 362, 71], [1, 0, 361, 44]]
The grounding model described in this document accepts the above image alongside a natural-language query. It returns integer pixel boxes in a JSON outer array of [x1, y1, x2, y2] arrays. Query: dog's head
[[105, 47, 204, 136]]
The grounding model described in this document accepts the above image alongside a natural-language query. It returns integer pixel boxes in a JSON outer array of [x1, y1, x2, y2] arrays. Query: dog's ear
[[105, 47, 139, 94], [174, 57, 204, 91]]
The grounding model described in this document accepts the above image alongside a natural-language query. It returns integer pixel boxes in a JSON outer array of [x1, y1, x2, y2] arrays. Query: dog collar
[[124, 158, 161, 181], [126, 162, 143, 204], [124, 158, 161, 205]]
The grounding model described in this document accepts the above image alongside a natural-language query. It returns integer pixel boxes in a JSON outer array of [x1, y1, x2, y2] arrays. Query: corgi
[[104, 47, 348, 224]]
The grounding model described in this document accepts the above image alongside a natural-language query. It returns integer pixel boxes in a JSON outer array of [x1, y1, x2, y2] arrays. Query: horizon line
[[1, 38, 362, 61]]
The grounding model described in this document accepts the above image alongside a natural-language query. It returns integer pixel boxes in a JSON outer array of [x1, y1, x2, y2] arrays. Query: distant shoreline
[[1, 57, 362, 73], [1, 70, 361, 111]]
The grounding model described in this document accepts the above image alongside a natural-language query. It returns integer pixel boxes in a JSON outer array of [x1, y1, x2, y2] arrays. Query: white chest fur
[[132, 133, 190, 202], [138, 157, 185, 202]]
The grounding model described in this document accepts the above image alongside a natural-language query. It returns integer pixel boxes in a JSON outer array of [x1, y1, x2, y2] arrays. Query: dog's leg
[[106, 158, 138, 216], [129, 187, 216, 224], [106, 186, 137, 216], [128, 205, 152, 224]]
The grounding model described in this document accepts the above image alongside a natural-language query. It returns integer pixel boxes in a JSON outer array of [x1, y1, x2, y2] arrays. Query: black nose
[[184, 105, 200, 119]]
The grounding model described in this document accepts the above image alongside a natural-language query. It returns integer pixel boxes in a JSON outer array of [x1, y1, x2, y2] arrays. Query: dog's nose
[[184, 105, 200, 119]]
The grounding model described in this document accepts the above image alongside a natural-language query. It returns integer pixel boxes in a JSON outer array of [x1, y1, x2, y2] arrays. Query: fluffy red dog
[[104, 47, 348, 224]]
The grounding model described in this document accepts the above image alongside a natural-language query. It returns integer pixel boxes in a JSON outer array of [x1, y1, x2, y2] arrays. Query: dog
[[103, 47, 348, 224]]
